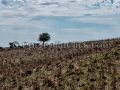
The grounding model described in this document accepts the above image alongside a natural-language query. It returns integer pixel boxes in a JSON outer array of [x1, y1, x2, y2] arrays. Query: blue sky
[[0, 0, 120, 47]]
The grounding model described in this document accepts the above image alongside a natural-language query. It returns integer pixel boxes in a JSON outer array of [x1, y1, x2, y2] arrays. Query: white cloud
[[71, 15, 120, 26], [0, 0, 120, 17], [62, 28, 80, 32]]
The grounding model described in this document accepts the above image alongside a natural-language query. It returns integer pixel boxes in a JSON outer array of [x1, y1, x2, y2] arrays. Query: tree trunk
[[43, 41, 45, 45]]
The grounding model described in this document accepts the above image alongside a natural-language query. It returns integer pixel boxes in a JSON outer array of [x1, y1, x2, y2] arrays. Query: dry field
[[0, 38, 120, 90]]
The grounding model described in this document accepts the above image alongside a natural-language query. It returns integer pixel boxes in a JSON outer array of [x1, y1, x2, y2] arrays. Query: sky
[[0, 0, 120, 47]]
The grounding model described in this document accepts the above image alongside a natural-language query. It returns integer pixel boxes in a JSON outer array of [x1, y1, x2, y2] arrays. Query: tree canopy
[[38, 33, 50, 45]]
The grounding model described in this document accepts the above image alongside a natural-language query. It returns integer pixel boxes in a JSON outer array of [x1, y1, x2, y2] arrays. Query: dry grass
[[0, 38, 120, 90]]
